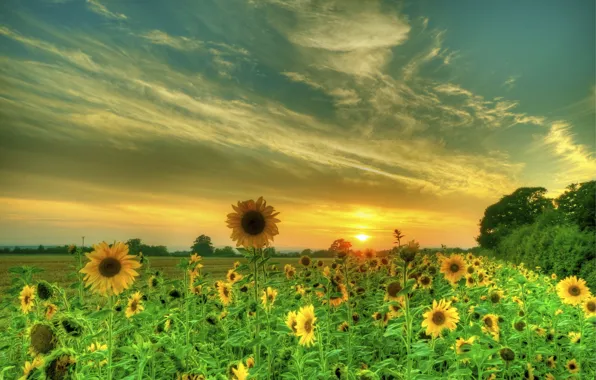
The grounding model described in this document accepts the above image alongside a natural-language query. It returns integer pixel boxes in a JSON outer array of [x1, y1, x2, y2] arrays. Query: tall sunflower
[[421, 299, 460, 338], [583, 296, 596, 318], [79, 241, 141, 296], [125, 291, 144, 318], [440, 255, 467, 284], [556, 276, 591, 305], [295, 305, 317, 347], [226, 196, 280, 248], [19, 285, 36, 314]]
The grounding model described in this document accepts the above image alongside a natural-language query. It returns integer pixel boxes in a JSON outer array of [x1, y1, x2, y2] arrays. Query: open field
[[1, 251, 595, 379]]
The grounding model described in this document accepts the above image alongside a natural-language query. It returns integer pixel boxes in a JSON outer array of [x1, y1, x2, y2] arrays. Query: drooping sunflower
[[295, 305, 317, 347], [45, 303, 58, 320], [566, 359, 580, 374], [19, 285, 36, 314], [286, 311, 298, 334], [45, 356, 76, 380], [568, 331, 581, 344], [583, 296, 596, 318], [440, 255, 467, 284], [421, 299, 460, 338], [261, 287, 278, 311], [37, 281, 53, 301], [231, 363, 249, 380], [455, 336, 476, 363], [329, 283, 348, 308], [226, 196, 280, 248], [338, 321, 349, 332], [556, 276, 591, 305], [218, 282, 233, 306], [29, 323, 57, 356], [79, 241, 141, 296], [126, 291, 144, 318]]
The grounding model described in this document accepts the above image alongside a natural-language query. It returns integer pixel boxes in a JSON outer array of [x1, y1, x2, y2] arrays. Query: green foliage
[[497, 210, 596, 290], [477, 187, 553, 249], [556, 180, 596, 231]]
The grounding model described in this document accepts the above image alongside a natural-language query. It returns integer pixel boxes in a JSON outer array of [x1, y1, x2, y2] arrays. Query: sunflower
[[455, 336, 476, 363], [299, 255, 311, 267], [551, 273, 557, 280], [568, 331, 581, 344], [226, 196, 280, 248], [482, 314, 500, 337], [231, 363, 249, 380], [418, 275, 432, 289], [29, 323, 57, 356], [246, 357, 255, 369], [566, 359, 579, 374], [37, 281, 53, 301], [20, 357, 44, 380], [546, 356, 556, 369], [45, 303, 58, 320], [556, 276, 591, 305], [385, 281, 404, 302], [489, 290, 504, 304], [465, 275, 476, 288], [286, 311, 298, 334], [261, 287, 278, 311], [19, 285, 36, 314], [45, 356, 76, 380], [583, 296, 596, 318], [545, 374, 555, 380], [338, 321, 349, 332], [227, 270, 243, 284], [295, 305, 317, 347], [499, 347, 515, 362], [148, 275, 159, 289], [440, 255, 467, 284], [189, 253, 202, 264], [126, 291, 144, 318], [79, 241, 141, 296], [329, 284, 348, 308], [421, 299, 460, 338], [218, 282, 233, 306]]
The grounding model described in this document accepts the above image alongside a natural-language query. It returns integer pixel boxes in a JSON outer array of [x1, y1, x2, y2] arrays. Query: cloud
[[282, 72, 324, 90], [86, 0, 127, 20], [542, 121, 596, 182], [140, 30, 203, 50], [503, 76, 518, 89]]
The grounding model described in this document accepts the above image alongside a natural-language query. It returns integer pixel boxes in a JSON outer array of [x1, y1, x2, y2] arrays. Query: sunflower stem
[[253, 247, 261, 365], [342, 259, 353, 371], [403, 260, 412, 380], [107, 295, 114, 380], [76, 250, 84, 307]]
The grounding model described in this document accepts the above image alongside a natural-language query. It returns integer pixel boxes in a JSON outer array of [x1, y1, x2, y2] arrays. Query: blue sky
[[0, 0, 594, 251]]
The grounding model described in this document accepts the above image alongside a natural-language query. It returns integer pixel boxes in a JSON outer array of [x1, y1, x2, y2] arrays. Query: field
[[1, 249, 595, 380]]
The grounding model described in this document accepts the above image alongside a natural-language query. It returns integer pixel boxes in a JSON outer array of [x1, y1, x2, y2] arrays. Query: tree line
[[476, 180, 595, 289]]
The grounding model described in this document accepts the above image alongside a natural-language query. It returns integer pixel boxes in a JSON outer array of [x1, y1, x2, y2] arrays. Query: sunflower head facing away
[[556, 276, 591, 305], [440, 255, 467, 285], [226, 196, 280, 249], [29, 323, 57, 355], [80, 241, 142, 296], [19, 285, 36, 314], [421, 299, 460, 338]]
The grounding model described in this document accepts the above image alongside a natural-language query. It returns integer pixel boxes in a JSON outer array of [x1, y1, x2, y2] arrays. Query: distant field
[[0, 255, 331, 291]]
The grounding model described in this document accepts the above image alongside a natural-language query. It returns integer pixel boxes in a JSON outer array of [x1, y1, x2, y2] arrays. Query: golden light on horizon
[[355, 234, 370, 242]]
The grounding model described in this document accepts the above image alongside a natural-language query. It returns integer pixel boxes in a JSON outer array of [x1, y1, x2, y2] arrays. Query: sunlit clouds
[[0, 0, 593, 250]]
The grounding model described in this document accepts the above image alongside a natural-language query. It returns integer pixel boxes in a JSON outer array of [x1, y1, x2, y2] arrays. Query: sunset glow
[[355, 234, 370, 242]]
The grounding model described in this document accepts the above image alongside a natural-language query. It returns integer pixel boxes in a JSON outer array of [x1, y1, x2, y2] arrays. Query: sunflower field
[[1, 197, 595, 380]]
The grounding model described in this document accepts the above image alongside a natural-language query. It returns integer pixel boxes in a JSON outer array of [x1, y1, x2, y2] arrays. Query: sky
[[0, 0, 594, 252]]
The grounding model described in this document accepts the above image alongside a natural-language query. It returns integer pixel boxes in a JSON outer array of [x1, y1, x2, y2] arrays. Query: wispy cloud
[[140, 30, 203, 50], [86, 0, 127, 20]]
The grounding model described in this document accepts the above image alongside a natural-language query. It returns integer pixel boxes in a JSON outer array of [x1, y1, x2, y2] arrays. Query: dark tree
[[126, 238, 142, 255], [191, 235, 215, 256], [477, 187, 553, 249]]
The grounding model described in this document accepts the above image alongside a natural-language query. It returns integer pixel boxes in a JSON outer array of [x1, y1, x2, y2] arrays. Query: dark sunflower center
[[241, 210, 266, 235], [467, 277, 474, 284], [291, 321, 297, 333], [432, 311, 445, 325], [568, 286, 581, 296], [268, 294, 274, 302], [421, 277, 430, 285], [24, 295, 31, 304], [490, 293, 501, 303], [484, 317, 493, 328], [223, 287, 229, 297], [467, 266, 474, 274], [569, 363, 576, 370], [304, 320, 312, 333], [460, 343, 472, 353], [99, 257, 122, 278], [130, 301, 138, 311], [387, 282, 402, 297], [450, 263, 460, 273], [587, 301, 596, 312], [230, 273, 236, 281]]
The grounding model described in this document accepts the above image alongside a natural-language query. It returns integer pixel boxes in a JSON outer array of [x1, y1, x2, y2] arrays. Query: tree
[[477, 187, 553, 249], [126, 238, 142, 255], [191, 235, 215, 256], [300, 249, 312, 256], [393, 229, 405, 247], [556, 181, 596, 231], [329, 239, 352, 253]]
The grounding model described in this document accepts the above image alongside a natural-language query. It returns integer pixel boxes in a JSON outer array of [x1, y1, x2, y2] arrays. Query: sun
[[355, 234, 369, 242]]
